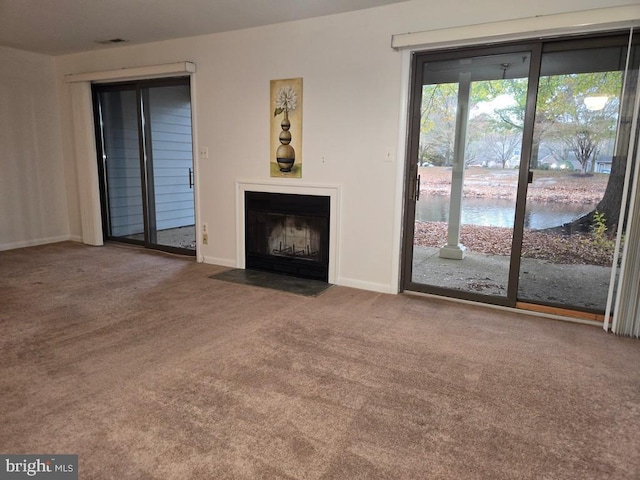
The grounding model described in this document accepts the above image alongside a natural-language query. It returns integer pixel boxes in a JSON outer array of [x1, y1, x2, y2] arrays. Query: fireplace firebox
[[245, 192, 330, 282]]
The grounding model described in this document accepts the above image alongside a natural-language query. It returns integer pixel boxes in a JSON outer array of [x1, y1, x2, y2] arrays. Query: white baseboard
[[0, 235, 75, 252], [202, 255, 236, 268], [199, 255, 397, 294], [336, 277, 396, 294]]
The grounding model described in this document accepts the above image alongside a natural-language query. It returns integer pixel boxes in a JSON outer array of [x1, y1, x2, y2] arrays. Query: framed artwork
[[270, 77, 302, 178]]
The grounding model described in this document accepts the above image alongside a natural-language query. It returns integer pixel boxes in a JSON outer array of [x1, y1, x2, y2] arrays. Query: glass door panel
[[145, 84, 195, 251], [518, 40, 638, 312], [98, 89, 145, 243], [408, 50, 531, 303]]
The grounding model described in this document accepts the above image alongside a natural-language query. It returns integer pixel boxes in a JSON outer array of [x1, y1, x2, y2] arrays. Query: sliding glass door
[[402, 31, 639, 316], [403, 44, 537, 307], [518, 36, 639, 312], [94, 78, 196, 254]]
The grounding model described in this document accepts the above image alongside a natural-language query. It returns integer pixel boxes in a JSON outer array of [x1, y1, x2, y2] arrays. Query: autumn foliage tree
[[420, 69, 630, 231]]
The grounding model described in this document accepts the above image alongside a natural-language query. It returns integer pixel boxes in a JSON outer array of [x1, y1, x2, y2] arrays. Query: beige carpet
[[1, 241, 639, 479]]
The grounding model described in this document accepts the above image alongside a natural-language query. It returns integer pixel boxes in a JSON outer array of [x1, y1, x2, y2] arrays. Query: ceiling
[[0, 0, 409, 56]]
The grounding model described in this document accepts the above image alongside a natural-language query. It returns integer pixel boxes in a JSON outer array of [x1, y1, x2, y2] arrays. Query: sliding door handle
[[415, 174, 421, 201], [188, 167, 194, 189]]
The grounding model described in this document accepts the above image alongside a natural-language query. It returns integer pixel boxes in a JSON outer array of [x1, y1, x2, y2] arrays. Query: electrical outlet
[[199, 146, 209, 160], [202, 223, 209, 245], [385, 150, 394, 163]]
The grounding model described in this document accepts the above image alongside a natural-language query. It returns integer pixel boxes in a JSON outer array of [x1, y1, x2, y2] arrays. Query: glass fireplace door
[[245, 192, 330, 282]]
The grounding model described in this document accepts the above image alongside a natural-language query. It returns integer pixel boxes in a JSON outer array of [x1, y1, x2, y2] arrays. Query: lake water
[[416, 194, 591, 230]]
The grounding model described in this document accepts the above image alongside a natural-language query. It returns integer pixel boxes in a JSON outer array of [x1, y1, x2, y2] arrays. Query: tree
[[471, 78, 532, 164], [541, 72, 620, 174], [421, 83, 498, 167], [419, 83, 458, 165], [475, 71, 627, 231], [416, 51, 633, 234], [590, 70, 638, 233], [476, 125, 522, 168], [536, 71, 625, 231]]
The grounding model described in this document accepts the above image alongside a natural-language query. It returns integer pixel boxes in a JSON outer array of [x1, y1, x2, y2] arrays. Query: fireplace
[[245, 191, 330, 282]]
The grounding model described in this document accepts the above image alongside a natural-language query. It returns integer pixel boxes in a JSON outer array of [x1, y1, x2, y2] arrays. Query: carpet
[[1, 242, 639, 479]]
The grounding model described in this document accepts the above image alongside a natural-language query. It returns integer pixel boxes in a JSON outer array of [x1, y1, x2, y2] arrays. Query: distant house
[[536, 153, 579, 171], [594, 154, 613, 174]]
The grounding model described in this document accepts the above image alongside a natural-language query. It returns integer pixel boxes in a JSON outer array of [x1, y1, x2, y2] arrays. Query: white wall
[[0, 47, 69, 250], [54, 0, 636, 292]]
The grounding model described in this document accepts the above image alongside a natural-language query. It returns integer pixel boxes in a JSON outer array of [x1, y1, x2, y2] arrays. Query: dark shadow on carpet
[[210, 268, 333, 297]]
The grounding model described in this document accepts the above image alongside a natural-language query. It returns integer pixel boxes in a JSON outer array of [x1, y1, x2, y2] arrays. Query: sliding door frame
[[401, 30, 636, 315], [92, 76, 195, 256], [401, 42, 541, 307]]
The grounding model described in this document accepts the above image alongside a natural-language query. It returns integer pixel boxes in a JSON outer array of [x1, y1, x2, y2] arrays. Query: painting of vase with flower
[[270, 78, 302, 178]]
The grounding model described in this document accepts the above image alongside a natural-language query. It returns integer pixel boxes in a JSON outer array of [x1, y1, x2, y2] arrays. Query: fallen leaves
[[414, 221, 616, 266], [414, 167, 616, 266], [420, 167, 608, 204]]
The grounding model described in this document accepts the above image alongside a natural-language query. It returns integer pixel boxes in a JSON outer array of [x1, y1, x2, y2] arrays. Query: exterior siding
[[102, 90, 143, 237], [148, 85, 194, 231]]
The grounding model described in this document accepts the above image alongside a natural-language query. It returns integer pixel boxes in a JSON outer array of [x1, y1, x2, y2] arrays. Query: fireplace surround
[[244, 191, 330, 282]]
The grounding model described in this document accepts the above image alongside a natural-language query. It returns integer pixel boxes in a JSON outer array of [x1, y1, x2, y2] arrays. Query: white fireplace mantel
[[236, 180, 341, 284]]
